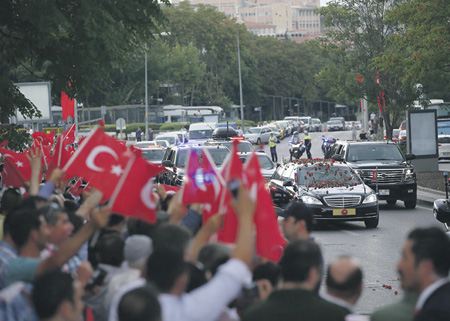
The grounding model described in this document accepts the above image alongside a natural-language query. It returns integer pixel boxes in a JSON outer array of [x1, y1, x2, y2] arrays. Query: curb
[[417, 186, 447, 207]]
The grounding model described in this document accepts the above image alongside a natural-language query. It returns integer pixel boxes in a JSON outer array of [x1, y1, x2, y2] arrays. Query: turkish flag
[[61, 124, 76, 146], [61, 92, 75, 122], [69, 178, 84, 197], [218, 141, 244, 243], [49, 135, 76, 171], [62, 127, 129, 199], [201, 149, 226, 223], [182, 148, 209, 205], [32, 132, 53, 147], [45, 130, 55, 146], [109, 153, 164, 223], [0, 148, 32, 187], [244, 152, 287, 261]]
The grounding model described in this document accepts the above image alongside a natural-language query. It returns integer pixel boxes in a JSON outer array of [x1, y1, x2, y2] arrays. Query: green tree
[[317, 0, 422, 139], [379, 0, 450, 102], [0, 0, 169, 120]]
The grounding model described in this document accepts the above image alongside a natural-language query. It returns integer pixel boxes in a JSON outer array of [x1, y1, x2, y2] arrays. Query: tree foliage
[[317, 0, 421, 138], [0, 0, 169, 121]]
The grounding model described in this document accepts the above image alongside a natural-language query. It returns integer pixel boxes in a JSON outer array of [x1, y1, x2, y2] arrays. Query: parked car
[[272, 122, 285, 139], [238, 152, 277, 181], [268, 160, 379, 228], [438, 135, 450, 160], [154, 133, 181, 146], [329, 117, 346, 129], [204, 138, 254, 153], [244, 127, 271, 145], [137, 146, 166, 164], [299, 117, 313, 132], [354, 121, 362, 130], [383, 129, 400, 143], [327, 120, 345, 131], [311, 118, 322, 132], [262, 125, 281, 142], [345, 121, 353, 131], [329, 141, 417, 208], [274, 121, 289, 137], [280, 120, 294, 136], [399, 130, 407, 145]]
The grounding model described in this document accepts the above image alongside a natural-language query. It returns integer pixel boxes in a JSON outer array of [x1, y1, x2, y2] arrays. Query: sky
[[320, 0, 331, 7]]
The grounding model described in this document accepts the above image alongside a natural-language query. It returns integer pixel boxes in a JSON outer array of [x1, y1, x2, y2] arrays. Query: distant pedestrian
[[370, 112, 376, 127], [148, 128, 154, 141], [269, 133, 278, 162], [237, 126, 244, 137], [293, 119, 300, 133], [351, 122, 357, 140], [136, 127, 142, 142]]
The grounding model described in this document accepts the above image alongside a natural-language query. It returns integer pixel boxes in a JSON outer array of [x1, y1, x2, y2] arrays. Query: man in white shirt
[[147, 184, 256, 321], [396, 227, 450, 321], [293, 119, 300, 133]]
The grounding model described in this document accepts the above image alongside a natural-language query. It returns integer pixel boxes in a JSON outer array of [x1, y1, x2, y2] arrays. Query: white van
[[188, 122, 218, 144]]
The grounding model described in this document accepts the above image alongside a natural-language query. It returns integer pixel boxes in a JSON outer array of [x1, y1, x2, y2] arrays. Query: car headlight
[[363, 193, 378, 204], [301, 195, 322, 205], [405, 168, 415, 181]]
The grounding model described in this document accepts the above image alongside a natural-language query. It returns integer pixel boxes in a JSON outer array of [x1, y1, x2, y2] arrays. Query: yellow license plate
[[332, 209, 356, 216]]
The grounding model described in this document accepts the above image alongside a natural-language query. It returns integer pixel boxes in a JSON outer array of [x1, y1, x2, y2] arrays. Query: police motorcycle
[[321, 135, 337, 159], [433, 172, 450, 231], [289, 131, 304, 161]]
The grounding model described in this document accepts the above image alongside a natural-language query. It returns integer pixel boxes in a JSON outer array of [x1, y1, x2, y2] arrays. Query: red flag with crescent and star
[[61, 91, 75, 122], [109, 152, 164, 223], [218, 141, 244, 243], [244, 151, 287, 261], [0, 148, 33, 188], [62, 127, 129, 199]]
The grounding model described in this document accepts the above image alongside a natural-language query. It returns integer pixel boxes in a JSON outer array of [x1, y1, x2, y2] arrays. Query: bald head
[[326, 255, 363, 304]]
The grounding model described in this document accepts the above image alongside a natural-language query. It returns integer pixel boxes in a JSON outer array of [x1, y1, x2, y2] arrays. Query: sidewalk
[[417, 186, 447, 206]]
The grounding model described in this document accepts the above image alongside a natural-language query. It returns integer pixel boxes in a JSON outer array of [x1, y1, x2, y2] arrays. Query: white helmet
[[304, 130, 308, 134]]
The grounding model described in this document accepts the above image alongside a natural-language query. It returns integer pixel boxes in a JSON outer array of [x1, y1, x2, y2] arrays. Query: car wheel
[[404, 199, 417, 209], [365, 217, 379, 228], [386, 199, 397, 205], [256, 138, 261, 145]]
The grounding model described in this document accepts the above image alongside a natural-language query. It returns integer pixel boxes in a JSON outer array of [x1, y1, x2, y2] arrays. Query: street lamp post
[[236, 19, 245, 131], [144, 43, 149, 140]]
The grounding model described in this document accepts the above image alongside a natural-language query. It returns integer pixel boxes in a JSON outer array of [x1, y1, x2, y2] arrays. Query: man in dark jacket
[[242, 240, 347, 321], [397, 227, 450, 321]]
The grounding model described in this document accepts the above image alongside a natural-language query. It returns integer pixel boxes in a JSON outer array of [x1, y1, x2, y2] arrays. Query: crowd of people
[[0, 140, 450, 321]]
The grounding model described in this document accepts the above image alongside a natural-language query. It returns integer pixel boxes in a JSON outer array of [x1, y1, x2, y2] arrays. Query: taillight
[[270, 185, 277, 191], [232, 136, 244, 141]]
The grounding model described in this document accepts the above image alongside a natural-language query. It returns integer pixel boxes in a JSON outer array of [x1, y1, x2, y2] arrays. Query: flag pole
[[74, 98, 78, 142]]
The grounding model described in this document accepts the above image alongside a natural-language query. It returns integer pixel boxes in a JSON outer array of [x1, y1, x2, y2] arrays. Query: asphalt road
[[258, 130, 446, 315]]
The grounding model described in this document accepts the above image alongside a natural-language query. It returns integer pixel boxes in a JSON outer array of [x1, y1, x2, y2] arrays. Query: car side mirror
[[162, 160, 173, 167], [332, 154, 343, 162], [363, 178, 372, 185], [405, 153, 416, 161]]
